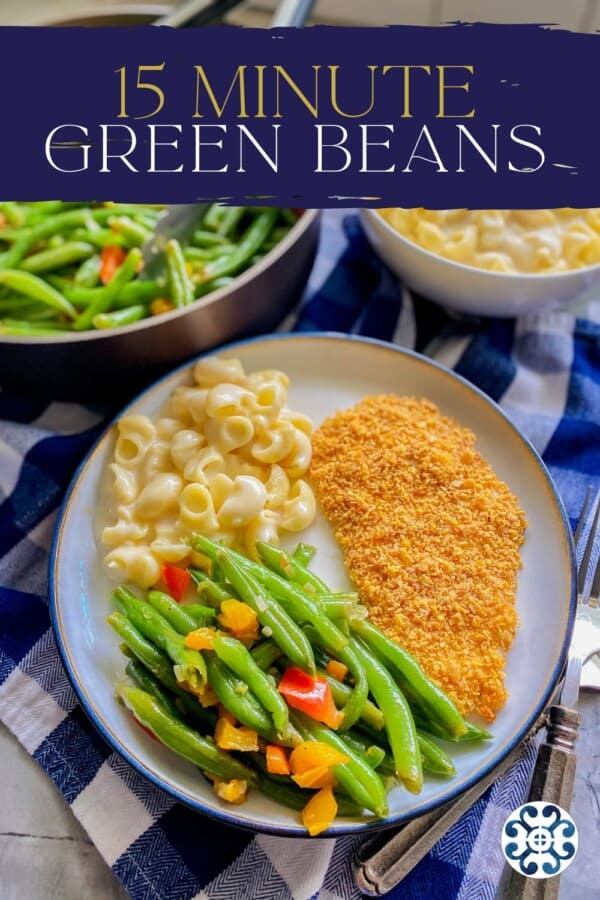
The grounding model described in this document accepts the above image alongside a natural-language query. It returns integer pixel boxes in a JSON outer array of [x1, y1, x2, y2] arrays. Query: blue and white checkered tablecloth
[[0, 210, 598, 900]]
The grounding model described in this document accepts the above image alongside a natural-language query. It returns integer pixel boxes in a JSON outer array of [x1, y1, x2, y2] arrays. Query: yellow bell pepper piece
[[292, 765, 337, 790], [215, 718, 259, 752], [218, 599, 260, 641], [302, 787, 338, 836], [184, 627, 217, 651], [213, 778, 248, 804], [289, 741, 349, 775]]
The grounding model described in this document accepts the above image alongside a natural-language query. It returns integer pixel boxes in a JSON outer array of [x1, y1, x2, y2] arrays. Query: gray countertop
[[1, 694, 598, 899]]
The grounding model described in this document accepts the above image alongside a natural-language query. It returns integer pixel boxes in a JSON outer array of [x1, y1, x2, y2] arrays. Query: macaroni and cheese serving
[[102, 357, 316, 588], [378, 208, 600, 274]]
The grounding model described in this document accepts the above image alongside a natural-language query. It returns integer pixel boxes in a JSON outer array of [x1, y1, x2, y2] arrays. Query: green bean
[[174, 692, 218, 733], [320, 670, 385, 732], [0, 322, 69, 336], [183, 245, 235, 263], [113, 585, 207, 690], [194, 276, 234, 298], [93, 305, 146, 329], [204, 654, 293, 746], [201, 210, 278, 280], [192, 229, 229, 247], [292, 543, 316, 567], [125, 658, 181, 719], [350, 636, 422, 793], [52, 278, 164, 308], [248, 758, 364, 817], [109, 612, 217, 732], [413, 714, 491, 743], [166, 239, 195, 308], [201, 541, 367, 731], [147, 590, 199, 635], [73, 247, 142, 330], [291, 712, 388, 818], [0, 270, 76, 319], [19, 242, 95, 274], [74, 253, 101, 287], [108, 215, 150, 246], [339, 731, 388, 772], [203, 203, 226, 231], [250, 639, 282, 671], [70, 228, 129, 249], [116, 684, 256, 783], [217, 206, 245, 237], [416, 732, 456, 776], [280, 208, 298, 226], [256, 542, 329, 595], [0, 202, 25, 226], [212, 634, 291, 740], [0, 236, 34, 271], [189, 568, 237, 606], [349, 618, 468, 739], [108, 611, 183, 695], [180, 603, 218, 622], [209, 548, 316, 675]]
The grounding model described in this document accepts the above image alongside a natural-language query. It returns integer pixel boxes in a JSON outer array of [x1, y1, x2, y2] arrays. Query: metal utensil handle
[[506, 705, 580, 900], [154, 0, 241, 27], [271, 0, 315, 27], [354, 742, 526, 896]]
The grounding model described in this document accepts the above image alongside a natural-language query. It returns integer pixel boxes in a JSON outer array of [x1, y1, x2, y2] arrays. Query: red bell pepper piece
[[161, 564, 191, 603], [278, 667, 343, 730], [99, 244, 126, 284]]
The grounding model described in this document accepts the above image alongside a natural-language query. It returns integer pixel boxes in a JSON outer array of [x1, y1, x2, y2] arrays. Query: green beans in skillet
[[0, 202, 301, 335]]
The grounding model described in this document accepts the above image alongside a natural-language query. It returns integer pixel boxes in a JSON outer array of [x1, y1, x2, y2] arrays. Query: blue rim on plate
[[48, 332, 577, 837]]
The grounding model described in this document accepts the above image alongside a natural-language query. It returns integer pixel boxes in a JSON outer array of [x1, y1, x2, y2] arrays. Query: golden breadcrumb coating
[[310, 395, 527, 721]]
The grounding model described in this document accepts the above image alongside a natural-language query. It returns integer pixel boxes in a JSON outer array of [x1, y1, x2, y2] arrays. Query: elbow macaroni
[[102, 357, 317, 588], [378, 208, 600, 274]]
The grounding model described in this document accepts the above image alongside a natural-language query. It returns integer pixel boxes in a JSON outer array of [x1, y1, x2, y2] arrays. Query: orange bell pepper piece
[[289, 741, 349, 775], [266, 745, 291, 776], [302, 786, 338, 836], [278, 668, 344, 730], [325, 660, 349, 682]]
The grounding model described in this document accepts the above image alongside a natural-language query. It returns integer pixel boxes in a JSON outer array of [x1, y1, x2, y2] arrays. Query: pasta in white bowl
[[102, 356, 316, 588], [360, 208, 600, 317]]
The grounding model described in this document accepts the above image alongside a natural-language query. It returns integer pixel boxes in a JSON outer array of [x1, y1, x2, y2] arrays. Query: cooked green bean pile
[[109, 538, 491, 834], [0, 202, 299, 336]]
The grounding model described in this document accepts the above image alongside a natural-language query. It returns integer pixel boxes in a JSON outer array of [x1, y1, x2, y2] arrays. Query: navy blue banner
[[1, 23, 599, 206]]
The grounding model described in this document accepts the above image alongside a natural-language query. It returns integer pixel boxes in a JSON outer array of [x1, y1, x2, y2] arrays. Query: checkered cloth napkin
[[1, 210, 598, 900]]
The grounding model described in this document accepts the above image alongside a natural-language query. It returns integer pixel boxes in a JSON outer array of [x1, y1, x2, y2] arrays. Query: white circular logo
[[501, 802, 578, 879]]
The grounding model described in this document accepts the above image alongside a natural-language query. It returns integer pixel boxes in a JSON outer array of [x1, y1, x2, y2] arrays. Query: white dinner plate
[[49, 333, 575, 836]]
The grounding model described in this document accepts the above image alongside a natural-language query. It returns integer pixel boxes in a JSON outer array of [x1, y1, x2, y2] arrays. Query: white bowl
[[360, 208, 600, 318]]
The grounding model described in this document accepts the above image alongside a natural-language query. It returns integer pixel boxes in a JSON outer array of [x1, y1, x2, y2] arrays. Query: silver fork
[[354, 489, 600, 897], [507, 488, 600, 899]]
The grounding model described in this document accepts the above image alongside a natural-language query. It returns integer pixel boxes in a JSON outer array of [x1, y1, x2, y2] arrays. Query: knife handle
[[506, 705, 580, 900]]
